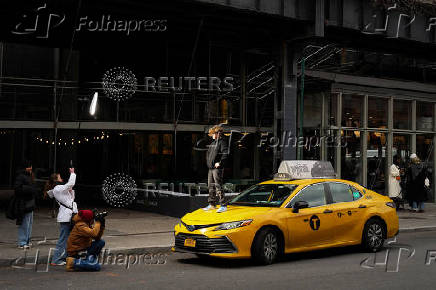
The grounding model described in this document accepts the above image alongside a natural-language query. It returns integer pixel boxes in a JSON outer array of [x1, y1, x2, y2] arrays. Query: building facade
[[1, 0, 436, 202]]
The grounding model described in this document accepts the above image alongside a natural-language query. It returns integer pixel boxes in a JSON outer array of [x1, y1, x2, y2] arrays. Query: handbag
[[56, 199, 77, 229], [424, 186, 432, 201]]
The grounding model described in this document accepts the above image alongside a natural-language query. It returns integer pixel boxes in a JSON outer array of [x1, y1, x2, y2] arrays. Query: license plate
[[184, 238, 196, 247]]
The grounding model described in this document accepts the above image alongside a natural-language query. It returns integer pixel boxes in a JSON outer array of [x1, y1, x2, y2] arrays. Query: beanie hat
[[78, 210, 94, 222]]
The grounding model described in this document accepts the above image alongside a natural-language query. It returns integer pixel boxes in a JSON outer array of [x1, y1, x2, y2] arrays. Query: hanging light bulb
[[89, 92, 99, 116]]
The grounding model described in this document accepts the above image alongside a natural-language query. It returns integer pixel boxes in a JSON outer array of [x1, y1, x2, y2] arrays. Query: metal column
[[321, 92, 327, 161], [387, 96, 394, 195], [362, 95, 368, 187], [281, 41, 298, 160], [411, 100, 417, 154], [433, 103, 436, 203], [335, 93, 342, 177]]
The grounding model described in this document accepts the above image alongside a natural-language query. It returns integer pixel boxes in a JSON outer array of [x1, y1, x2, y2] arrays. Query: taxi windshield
[[229, 184, 297, 207]]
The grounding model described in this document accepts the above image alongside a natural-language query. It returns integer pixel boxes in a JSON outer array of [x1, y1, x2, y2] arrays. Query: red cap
[[78, 210, 94, 222]]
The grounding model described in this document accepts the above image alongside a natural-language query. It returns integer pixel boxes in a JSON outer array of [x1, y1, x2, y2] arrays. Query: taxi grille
[[174, 233, 236, 254]]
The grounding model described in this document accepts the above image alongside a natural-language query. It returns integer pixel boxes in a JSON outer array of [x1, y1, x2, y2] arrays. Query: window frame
[[325, 181, 363, 205], [285, 182, 329, 209]]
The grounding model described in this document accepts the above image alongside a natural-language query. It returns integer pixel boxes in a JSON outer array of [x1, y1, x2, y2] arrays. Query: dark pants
[[208, 169, 224, 206], [73, 239, 105, 271]]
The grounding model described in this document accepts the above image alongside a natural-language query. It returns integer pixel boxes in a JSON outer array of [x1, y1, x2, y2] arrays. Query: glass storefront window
[[417, 102, 433, 131], [368, 97, 388, 128], [394, 100, 412, 129], [341, 130, 362, 183], [393, 134, 411, 162], [328, 93, 338, 126], [416, 134, 434, 201], [302, 128, 321, 160], [304, 93, 322, 129], [342, 94, 363, 128], [326, 129, 338, 171], [367, 132, 386, 193], [303, 93, 322, 160], [416, 134, 433, 163]]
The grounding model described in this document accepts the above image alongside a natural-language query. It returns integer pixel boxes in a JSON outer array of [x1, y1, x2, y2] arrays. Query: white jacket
[[388, 164, 402, 198], [47, 173, 78, 223]]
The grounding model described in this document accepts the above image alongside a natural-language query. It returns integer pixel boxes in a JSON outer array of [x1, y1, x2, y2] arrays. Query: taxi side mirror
[[292, 201, 309, 213]]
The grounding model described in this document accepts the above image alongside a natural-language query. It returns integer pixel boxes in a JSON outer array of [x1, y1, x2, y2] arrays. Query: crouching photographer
[[66, 210, 107, 271]]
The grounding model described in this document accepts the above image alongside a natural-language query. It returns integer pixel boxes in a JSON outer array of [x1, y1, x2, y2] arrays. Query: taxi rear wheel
[[362, 219, 386, 252], [252, 228, 280, 265]]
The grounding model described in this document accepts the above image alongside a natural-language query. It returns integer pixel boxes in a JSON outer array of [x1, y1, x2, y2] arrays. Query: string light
[[33, 132, 112, 147]]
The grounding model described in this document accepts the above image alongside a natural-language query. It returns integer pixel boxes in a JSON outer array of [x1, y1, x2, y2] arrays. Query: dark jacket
[[406, 163, 428, 202], [206, 137, 229, 169], [10, 170, 37, 224], [67, 214, 105, 257]]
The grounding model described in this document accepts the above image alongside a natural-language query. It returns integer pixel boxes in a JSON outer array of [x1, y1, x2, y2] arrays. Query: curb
[[399, 226, 436, 233], [0, 245, 172, 268], [2, 227, 436, 267]]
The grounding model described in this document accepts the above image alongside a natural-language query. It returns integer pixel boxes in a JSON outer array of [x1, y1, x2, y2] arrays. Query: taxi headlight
[[213, 219, 253, 231]]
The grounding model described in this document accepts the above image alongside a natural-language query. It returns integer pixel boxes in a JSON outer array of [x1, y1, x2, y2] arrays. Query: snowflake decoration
[[102, 173, 137, 207], [102, 66, 137, 102]]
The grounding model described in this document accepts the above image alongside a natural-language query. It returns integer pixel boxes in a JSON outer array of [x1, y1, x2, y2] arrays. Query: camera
[[93, 210, 108, 221]]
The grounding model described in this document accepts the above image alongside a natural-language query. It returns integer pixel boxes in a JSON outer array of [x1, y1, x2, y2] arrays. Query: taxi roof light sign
[[276, 160, 336, 180]]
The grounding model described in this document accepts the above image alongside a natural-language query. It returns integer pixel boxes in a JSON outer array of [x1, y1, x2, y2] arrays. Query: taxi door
[[326, 182, 369, 243], [285, 183, 337, 249]]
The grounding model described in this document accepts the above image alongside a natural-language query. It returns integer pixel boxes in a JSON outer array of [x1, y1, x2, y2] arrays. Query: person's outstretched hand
[[69, 168, 75, 174]]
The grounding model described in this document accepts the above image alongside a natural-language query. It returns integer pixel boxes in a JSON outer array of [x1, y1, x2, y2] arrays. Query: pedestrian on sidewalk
[[13, 160, 38, 249], [45, 168, 77, 266], [66, 210, 105, 272], [406, 153, 428, 212], [388, 155, 404, 210], [204, 125, 229, 213]]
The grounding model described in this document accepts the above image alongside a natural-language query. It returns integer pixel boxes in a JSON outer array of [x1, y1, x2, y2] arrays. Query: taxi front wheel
[[252, 228, 280, 265], [362, 219, 386, 252]]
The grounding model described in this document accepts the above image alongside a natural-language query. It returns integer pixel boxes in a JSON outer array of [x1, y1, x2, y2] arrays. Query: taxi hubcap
[[264, 233, 278, 261], [368, 224, 383, 249]]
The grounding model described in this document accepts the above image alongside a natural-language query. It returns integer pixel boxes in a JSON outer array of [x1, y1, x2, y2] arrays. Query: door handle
[[323, 209, 333, 213], [358, 205, 367, 208]]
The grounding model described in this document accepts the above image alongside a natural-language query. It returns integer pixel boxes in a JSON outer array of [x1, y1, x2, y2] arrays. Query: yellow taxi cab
[[173, 161, 399, 264]]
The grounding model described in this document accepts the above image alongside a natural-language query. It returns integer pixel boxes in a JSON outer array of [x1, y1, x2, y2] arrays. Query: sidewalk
[[396, 202, 436, 232], [0, 207, 178, 267], [1, 203, 436, 267]]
